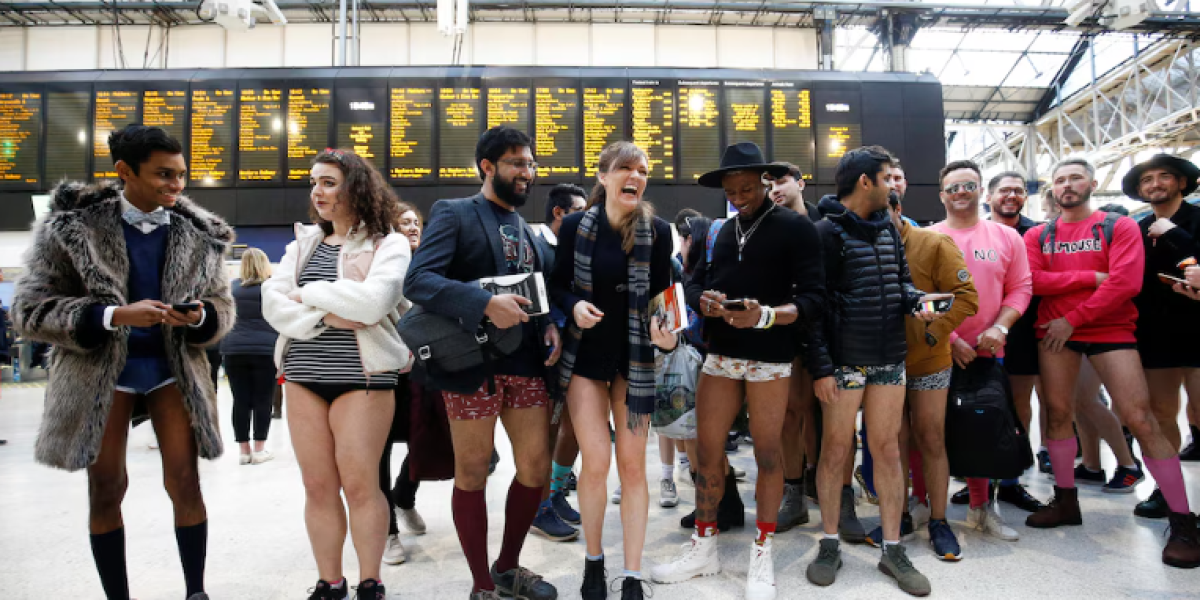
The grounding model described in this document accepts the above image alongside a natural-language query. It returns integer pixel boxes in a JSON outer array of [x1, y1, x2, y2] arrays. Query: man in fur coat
[[13, 124, 234, 600]]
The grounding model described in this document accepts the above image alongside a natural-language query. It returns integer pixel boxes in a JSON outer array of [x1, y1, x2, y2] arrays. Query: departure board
[[190, 87, 236, 185], [770, 83, 815, 180], [287, 86, 331, 181], [630, 80, 674, 180], [45, 91, 90, 183], [724, 83, 766, 151], [93, 89, 140, 179], [389, 87, 434, 181], [438, 86, 482, 180], [336, 87, 387, 169], [238, 87, 284, 182], [535, 84, 579, 178], [582, 83, 626, 178], [0, 91, 41, 187], [486, 85, 530, 131], [142, 89, 187, 144], [814, 91, 862, 182], [678, 81, 719, 181]]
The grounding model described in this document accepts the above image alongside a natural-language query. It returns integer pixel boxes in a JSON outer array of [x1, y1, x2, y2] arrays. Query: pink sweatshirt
[[1023, 211, 1145, 343], [929, 219, 1032, 357]]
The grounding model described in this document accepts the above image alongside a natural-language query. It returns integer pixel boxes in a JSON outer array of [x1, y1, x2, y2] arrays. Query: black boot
[[581, 557, 606, 600], [718, 465, 746, 529], [1135, 488, 1170, 519]]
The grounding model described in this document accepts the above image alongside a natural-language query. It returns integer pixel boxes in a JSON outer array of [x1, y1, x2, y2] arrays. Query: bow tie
[[123, 208, 170, 233]]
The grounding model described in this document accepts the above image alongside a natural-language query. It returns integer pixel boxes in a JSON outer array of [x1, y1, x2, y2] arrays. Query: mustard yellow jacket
[[900, 221, 979, 378]]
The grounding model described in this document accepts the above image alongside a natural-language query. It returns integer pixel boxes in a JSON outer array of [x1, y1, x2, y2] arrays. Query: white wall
[[0, 232, 33, 268], [3, 22, 818, 71]]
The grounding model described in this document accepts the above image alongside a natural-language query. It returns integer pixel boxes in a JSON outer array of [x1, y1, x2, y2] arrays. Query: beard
[[493, 172, 531, 207], [994, 200, 1023, 218], [1055, 187, 1092, 209]]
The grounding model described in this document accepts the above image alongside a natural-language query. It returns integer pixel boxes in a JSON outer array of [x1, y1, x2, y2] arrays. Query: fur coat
[[13, 181, 235, 471]]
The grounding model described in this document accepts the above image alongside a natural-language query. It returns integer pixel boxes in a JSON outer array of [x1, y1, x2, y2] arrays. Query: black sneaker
[[581, 558, 606, 600], [1074, 464, 1106, 485], [1037, 449, 1053, 475], [616, 576, 651, 600], [726, 432, 739, 453], [491, 564, 558, 600], [566, 471, 578, 490], [1181, 440, 1200, 461], [950, 484, 970, 505], [308, 580, 350, 600], [996, 483, 1046, 512], [353, 579, 386, 600], [1135, 488, 1170, 519]]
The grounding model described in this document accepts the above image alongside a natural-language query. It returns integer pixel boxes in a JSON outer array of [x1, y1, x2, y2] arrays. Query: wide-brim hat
[[1122, 154, 1200, 201], [697, 142, 791, 188]]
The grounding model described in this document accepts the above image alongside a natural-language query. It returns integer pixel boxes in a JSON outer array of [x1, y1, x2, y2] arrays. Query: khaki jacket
[[900, 221, 979, 378]]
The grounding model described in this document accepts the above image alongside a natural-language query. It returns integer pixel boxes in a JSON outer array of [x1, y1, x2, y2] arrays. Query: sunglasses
[[943, 181, 979, 195]]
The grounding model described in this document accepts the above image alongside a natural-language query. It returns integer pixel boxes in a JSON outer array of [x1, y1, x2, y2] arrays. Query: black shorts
[[289, 381, 393, 404], [1061, 341, 1138, 357], [1005, 334, 1040, 376], [1137, 328, 1200, 369]]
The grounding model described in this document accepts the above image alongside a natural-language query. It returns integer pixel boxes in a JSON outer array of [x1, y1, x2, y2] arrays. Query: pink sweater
[[929, 219, 1032, 357]]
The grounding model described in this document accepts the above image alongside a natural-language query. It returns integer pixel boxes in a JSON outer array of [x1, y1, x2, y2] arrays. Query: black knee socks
[[90, 527, 130, 600], [175, 520, 207, 597]]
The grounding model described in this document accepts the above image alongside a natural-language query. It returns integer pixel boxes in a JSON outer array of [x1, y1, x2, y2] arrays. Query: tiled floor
[[1, 381, 1198, 599]]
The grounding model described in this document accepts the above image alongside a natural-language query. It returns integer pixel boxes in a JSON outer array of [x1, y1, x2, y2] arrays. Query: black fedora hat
[[1122, 154, 1200, 201], [698, 142, 790, 188]]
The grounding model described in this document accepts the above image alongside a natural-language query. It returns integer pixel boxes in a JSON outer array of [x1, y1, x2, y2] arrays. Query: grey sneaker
[[838, 486, 866, 544], [878, 544, 931, 597], [469, 591, 505, 600], [805, 538, 842, 586], [777, 483, 809, 532], [491, 564, 558, 600], [660, 479, 680, 508]]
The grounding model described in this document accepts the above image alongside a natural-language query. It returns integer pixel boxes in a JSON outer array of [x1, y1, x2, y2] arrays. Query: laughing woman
[[551, 141, 677, 600], [262, 148, 411, 600]]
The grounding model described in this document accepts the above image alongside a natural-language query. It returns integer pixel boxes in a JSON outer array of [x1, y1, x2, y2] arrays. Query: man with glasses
[[406, 126, 562, 600], [1022, 157, 1199, 569], [927, 161, 1032, 547]]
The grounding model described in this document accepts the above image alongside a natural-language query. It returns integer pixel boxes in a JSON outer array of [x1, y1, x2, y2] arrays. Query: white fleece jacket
[[263, 223, 413, 375]]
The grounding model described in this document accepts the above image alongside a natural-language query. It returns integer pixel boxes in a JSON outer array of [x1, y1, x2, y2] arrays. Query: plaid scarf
[[558, 204, 655, 431]]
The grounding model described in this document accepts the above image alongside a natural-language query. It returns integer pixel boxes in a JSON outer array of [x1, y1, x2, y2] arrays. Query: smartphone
[[721, 299, 748, 311], [915, 297, 954, 314], [1158, 273, 1193, 288], [171, 302, 200, 313]]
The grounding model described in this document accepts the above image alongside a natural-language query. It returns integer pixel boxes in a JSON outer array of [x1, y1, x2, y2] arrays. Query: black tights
[[380, 443, 421, 535]]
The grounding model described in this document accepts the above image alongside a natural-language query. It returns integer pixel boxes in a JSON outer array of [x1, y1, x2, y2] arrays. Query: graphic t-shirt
[[488, 201, 543, 377]]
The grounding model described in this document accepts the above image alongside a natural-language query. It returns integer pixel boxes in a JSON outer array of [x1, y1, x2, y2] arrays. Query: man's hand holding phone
[[699, 290, 728, 318], [914, 293, 953, 323]]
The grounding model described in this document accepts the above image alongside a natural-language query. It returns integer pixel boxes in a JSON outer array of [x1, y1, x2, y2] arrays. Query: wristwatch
[[992, 324, 1009, 336]]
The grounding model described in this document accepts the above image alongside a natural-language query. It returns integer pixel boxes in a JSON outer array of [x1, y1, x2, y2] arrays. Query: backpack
[[945, 358, 1035, 479], [1037, 211, 1121, 266], [682, 218, 727, 349]]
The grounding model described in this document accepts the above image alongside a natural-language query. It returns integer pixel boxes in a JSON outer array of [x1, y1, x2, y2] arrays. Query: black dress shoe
[[1135, 488, 1170, 519], [997, 483, 1046, 512]]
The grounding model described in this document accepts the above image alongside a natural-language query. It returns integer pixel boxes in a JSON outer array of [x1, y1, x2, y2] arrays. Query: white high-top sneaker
[[650, 533, 721, 583], [967, 502, 1019, 541], [745, 538, 777, 600]]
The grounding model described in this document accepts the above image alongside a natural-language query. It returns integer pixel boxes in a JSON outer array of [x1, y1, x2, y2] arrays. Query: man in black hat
[[651, 142, 832, 600], [1124, 154, 1200, 518]]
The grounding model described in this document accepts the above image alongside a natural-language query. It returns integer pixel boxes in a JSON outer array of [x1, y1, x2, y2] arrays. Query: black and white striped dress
[[283, 242, 398, 387]]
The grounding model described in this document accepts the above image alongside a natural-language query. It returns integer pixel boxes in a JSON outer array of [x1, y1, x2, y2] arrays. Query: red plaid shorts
[[442, 375, 550, 420]]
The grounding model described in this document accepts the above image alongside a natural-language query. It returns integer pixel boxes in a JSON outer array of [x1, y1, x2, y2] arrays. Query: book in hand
[[650, 282, 687, 334], [479, 272, 550, 316]]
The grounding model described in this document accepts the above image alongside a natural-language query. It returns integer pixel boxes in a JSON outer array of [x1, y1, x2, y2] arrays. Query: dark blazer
[[404, 193, 553, 393], [220, 279, 278, 356]]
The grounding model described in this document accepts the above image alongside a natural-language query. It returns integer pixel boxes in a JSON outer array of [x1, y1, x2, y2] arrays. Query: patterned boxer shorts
[[701, 354, 792, 382], [906, 367, 951, 391], [834, 363, 907, 390], [442, 374, 550, 420]]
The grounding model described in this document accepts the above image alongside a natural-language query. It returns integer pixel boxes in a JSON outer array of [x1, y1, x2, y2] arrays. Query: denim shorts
[[115, 356, 176, 396]]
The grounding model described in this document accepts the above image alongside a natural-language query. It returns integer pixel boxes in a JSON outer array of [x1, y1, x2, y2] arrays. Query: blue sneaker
[[530, 502, 579, 542], [864, 513, 914, 547], [1102, 463, 1145, 494], [551, 491, 581, 524], [928, 519, 962, 561]]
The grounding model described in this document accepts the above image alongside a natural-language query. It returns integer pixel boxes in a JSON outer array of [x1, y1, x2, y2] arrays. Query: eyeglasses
[[498, 158, 539, 172], [943, 181, 979, 195], [995, 186, 1027, 197]]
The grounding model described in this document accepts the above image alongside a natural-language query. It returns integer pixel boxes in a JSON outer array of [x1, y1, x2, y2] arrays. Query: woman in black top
[[550, 141, 676, 600], [220, 247, 279, 465]]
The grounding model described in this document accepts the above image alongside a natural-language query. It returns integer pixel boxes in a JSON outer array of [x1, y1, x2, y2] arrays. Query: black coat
[[220, 280, 278, 356], [813, 195, 923, 368], [1135, 200, 1200, 335]]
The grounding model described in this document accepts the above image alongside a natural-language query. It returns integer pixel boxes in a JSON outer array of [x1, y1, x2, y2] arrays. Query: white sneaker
[[660, 479, 680, 508], [612, 485, 622, 505], [650, 533, 721, 583], [745, 539, 777, 600], [251, 450, 274, 465], [967, 502, 1019, 541], [909, 496, 931, 528], [383, 533, 408, 564], [238, 453, 252, 465], [398, 507, 427, 535]]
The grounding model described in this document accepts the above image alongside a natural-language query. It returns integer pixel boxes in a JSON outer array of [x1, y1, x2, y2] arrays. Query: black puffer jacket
[[813, 195, 924, 367]]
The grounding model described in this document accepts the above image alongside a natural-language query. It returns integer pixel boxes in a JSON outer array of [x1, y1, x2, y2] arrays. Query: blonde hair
[[240, 248, 272, 286]]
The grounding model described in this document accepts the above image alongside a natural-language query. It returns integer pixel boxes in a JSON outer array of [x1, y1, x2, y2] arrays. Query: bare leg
[[1145, 368, 1185, 452], [818, 387, 865, 535], [863, 385, 907, 541], [746, 377, 791, 524], [287, 383, 347, 583], [909, 388, 950, 520], [694, 375, 747, 523]]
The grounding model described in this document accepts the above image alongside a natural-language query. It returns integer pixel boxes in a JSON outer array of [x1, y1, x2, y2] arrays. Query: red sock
[[755, 521, 776, 545], [695, 520, 718, 537], [909, 448, 927, 504], [1047, 437, 1076, 489], [494, 479, 544, 574], [967, 477, 991, 509], [451, 487, 493, 592]]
